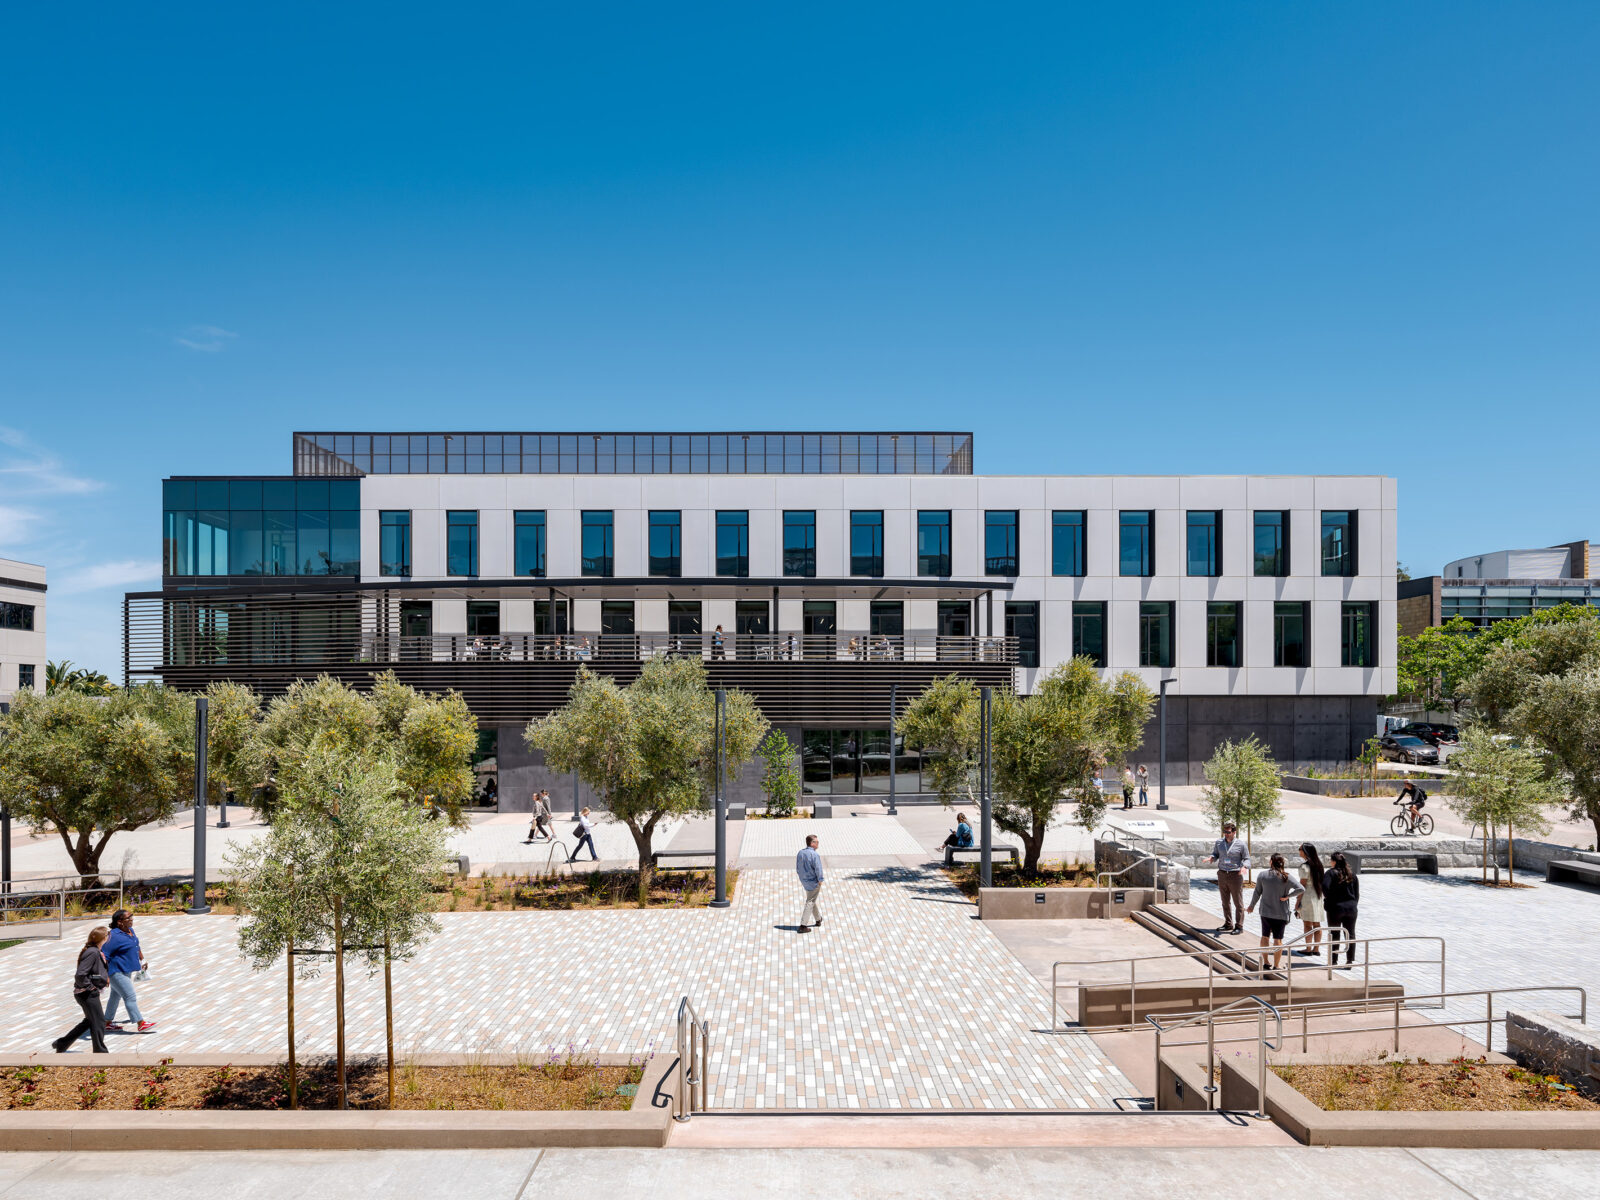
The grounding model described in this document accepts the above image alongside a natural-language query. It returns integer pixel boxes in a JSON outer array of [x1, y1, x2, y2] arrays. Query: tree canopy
[[526, 657, 768, 879], [898, 663, 1155, 872], [0, 686, 196, 879], [1198, 736, 1284, 844], [1446, 725, 1552, 883]]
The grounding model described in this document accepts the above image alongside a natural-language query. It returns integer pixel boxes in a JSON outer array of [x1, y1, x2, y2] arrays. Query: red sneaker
[[137, 1021, 157, 1033]]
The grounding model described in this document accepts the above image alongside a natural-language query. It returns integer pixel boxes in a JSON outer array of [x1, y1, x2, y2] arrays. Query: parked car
[[1399, 723, 1459, 746], [1378, 734, 1440, 765]]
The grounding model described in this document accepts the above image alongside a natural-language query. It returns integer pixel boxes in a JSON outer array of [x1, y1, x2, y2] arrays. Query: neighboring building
[[1399, 540, 1597, 635], [126, 432, 1397, 796], [0, 557, 46, 707]]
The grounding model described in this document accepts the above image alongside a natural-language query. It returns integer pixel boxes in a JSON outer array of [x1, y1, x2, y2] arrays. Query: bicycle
[[1390, 796, 1433, 836]]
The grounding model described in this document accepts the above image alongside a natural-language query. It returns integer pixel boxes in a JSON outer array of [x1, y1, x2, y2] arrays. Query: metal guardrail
[[0, 872, 128, 939], [674, 995, 709, 1122], [1149, 985, 1588, 1114], [1050, 933, 1448, 1031], [1148, 995, 1282, 1119]]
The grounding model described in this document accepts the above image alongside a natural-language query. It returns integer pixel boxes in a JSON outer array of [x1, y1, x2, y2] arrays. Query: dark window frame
[[446, 510, 479, 577], [984, 510, 1019, 576], [1321, 511, 1358, 577], [916, 510, 951, 577], [379, 510, 411, 578], [1072, 600, 1107, 668], [850, 510, 885, 577], [581, 510, 615, 578], [1119, 510, 1155, 577], [1005, 600, 1040, 668], [783, 510, 817, 578], [715, 510, 749, 578], [1052, 510, 1086, 577], [1187, 511, 1221, 577], [1206, 601, 1242, 668], [514, 510, 547, 578], [648, 510, 683, 578], [1342, 600, 1377, 667], [1138, 600, 1174, 668], [1274, 601, 1309, 668], [1254, 511, 1290, 577]]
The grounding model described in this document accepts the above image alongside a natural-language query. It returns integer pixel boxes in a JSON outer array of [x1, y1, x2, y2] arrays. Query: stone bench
[[943, 844, 1021, 867], [650, 849, 716, 871], [1343, 849, 1438, 874], [1547, 859, 1600, 889]]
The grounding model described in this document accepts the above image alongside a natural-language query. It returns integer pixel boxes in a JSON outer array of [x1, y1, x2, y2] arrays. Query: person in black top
[[1322, 851, 1361, 966], [53, 926, 112, 1053], [1395, 781, 1427, 831]]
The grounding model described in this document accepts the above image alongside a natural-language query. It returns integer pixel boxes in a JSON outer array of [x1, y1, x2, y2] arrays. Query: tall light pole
[[186, 696, 211, 915], [979, 686, 993, 888], [711, 688, 730, 908], [1, 701, 10, 895], [1157, 677, 1174, 811], [887, 683, 898, 817]]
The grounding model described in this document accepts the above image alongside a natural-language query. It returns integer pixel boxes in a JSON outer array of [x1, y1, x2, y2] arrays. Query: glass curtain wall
[[163, 478, 359, 577], [801, 729, 924, 795]]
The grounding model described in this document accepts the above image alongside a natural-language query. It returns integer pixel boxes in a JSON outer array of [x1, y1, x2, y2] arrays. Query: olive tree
[[1198, 736, 1284, 859], [0, 686, 194, 882], [898, 663, 1155, 872], [1465, 612, 1600, 846], [1447, 725, 1552, 883], [226, 746, 450, 1109], [527, 657, 768, 884]]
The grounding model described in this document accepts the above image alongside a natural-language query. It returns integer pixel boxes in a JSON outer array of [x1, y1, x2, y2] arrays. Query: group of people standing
[[52, 910, 154, 1054], [1209, 823, 1361, 967]]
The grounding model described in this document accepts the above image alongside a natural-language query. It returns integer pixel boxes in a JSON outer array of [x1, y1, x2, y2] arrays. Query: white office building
[[133, 432, 1396, 797], [0, 557, 46, 707]]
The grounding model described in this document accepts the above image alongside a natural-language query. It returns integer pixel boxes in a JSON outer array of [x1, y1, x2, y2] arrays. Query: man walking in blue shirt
[[796, 835, 825, 933]]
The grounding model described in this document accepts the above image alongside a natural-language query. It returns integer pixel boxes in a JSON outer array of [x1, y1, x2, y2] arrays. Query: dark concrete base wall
[[496, 722, 800, 814], [1131, 696, 1380, 786]]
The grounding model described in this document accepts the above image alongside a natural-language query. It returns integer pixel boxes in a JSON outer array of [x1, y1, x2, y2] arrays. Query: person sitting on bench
[[942, 813, 974, 850]]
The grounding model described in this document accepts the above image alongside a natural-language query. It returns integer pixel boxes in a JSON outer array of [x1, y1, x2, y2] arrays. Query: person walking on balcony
[[1207, 822, 1250, 935], [1295, 843, 1327, 958], [52, 926, 111, 1054], [568, 807, 599, 863], [1136, 764, 1149, 806], [1246, 853, 1304, 971], [711, 625, 726, 660], [102, 910, 154, 1034], [796, 835, 825, 933], [1323, 852, 1361, 966]]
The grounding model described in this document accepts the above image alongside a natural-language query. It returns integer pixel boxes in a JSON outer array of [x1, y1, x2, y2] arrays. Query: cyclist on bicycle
[[1395, 781, 1428, 831]]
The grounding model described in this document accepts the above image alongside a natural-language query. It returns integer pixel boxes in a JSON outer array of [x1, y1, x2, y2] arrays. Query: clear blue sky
[[2, 3, 1596, 677]]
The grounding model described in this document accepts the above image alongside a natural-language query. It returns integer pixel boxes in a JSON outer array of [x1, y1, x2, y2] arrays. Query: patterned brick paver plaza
[[2, 866, 1128, 1110]]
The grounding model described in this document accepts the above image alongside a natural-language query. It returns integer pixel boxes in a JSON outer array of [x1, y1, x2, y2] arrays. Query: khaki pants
[[800, 884, 823, 928], [1217, 870, 1245, 926]]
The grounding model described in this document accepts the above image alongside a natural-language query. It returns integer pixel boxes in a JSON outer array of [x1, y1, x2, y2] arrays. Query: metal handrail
[[534, 837, 575, 878], [1095, 855, 1160, 889], [1148, 995, 1282, 1119], [1150, 984, 1587, 1115], [0, 871, 127, 940], [674, 995, 709, 1122], [1050, 933, 1447, 1030]]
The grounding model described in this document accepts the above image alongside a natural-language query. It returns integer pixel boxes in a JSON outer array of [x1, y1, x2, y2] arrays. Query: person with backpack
[[1396, 781, 1428, 832], [1323, 851, 1361, 966], [941, 813, 974, 850], [52, 926, 111, 1054]]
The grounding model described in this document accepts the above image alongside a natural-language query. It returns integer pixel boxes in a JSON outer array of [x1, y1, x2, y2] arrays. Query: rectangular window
[[648, 510, 682, 577], [514, 511, 546, 578], [380, 511, 411, 577], [1139, 601, 1174, 668], [715, 510, 749, 577], [783, 510, 816, 577], [667, 600, 701, 638], [1321, 511, 1357, 577], [985, 510, 1019, 575], [581, 511, 614, 577], [0, 602, 36, 631], [1187, 511, 1221, 577], [446, 511, 479, 577], [1005, 601, 1040, 668], [1274, 601, 1309, 667], [850, 510, 884, 577], [1072, 601, 1107, 667], [1342, 601, 1377, 667], [1052, 510, 1086, 577], [1206, 601, 1242, 668], [534, 599, 568, 635], [735, 600, 769, 637], [917, 510, 951, 576], [19, 664, 35, 690], [1254, 511, 1289, 576], [1120, 511, 1154, 576], [466, 600, 500, 637]]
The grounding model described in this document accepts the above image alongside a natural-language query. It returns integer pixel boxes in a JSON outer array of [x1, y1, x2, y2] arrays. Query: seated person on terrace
[[942, 813, 974, 849]]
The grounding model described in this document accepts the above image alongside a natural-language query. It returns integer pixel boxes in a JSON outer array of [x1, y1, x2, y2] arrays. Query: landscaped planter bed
[[3, 1055, 647, 1112], [1276, 1056, 1599, 1113], [943, 862, 1096, 899]]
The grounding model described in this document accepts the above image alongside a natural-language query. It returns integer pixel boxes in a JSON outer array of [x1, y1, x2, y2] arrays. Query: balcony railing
[[359, 630, 1018, 666]]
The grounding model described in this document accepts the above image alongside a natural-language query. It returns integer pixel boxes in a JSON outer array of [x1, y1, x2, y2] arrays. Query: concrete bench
[[943, 844, 1021, 867], [1547, 859, 1600, 889], [1343, 850, 1438, 874]]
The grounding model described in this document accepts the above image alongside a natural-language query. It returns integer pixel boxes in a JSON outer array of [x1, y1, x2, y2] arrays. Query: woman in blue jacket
[[103, 909, 155, 1033]]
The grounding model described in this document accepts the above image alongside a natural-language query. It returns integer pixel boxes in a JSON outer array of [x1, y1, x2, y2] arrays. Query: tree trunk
[[1023, 816, 1046, 875], [1507, 820, 1514, 881], [1490, 821, 1500, 885], [628, 818, 656, 898], [334, 894, 347, 1110]]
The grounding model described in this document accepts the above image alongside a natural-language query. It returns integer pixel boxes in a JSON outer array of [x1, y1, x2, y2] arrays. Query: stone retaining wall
[[1128, 836, 1581, 874], [1506, 1009, 1600, 1098]]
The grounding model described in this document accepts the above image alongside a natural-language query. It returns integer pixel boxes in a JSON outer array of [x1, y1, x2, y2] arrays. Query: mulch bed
[[3, 1056, 645, 1111], [1276, 1057, 1600, 1112], [943, 862, 1096, 899]]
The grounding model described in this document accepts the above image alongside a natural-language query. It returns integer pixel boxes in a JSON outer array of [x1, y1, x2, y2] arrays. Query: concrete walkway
[[1, 1146, 1594, 1198]]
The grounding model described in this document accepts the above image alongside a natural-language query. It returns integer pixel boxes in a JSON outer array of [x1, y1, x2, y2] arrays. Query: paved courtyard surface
[[0, 1146, 1594, 1199], [1189, 867, 1600, 1049], [2, 865, 1126, 1110]]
